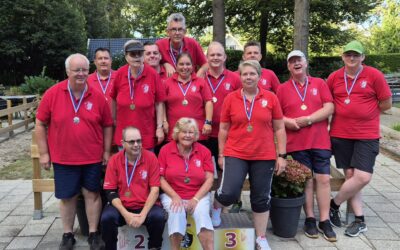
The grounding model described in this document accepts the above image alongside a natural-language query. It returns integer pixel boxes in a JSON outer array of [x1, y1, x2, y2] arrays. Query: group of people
[[35, 12, 392, 250]]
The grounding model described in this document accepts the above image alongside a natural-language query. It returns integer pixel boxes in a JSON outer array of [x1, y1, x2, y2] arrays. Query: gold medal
[[184, 177, 190, 184], [301, 104, 307, 110], [344, 98, 351, 104], [182, 99, 188, 106], [130, 104, 135, 110], [247, 124, 253, 132], [124, 191, 131, 197], [212, 96, 218, 103]]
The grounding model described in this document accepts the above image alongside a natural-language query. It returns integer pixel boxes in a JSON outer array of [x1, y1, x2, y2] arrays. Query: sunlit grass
[[0, 154, 53, 179]]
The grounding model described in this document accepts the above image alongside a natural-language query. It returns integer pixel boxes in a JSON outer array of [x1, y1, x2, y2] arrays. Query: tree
[[213, 0, 226, 47], [293, 0, 310, 57]]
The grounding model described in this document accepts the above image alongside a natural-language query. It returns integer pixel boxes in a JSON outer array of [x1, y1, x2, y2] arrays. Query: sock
[[355, 215, 364, 222], [330, 199, 340, 210]]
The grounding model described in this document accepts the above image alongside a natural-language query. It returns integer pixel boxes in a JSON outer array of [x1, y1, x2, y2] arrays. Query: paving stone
[[369, 185, 400, 193], [18, 223, 51, 236], [362, 188, 380, 196], [367, 202, 399, 212], [0, 216, 31, 226], [387, 223, 400, 235], [364, 216, 387, 228], [0, 213, 8, 222], [0, 203, 18, 213], [26, 216, 55, 225], [0, 238, 12, 244], [0, 195, 27, 204], [9, 206, 32, 216], [269, 241, 302, 250], [363, 227, 398, 240], [0, 243, 8, 250], [8, 189, 31, 196], [362, 206, 378, 217], [0, 225, 24, 237], [35, 240, 60, 250], [383, 192, 400, 200], [370, 240, 400, 250], [5, 236, 41, 249], [379, 212, 400, 223], [296, 233, 336, 248], [361, 195, 390, 203]]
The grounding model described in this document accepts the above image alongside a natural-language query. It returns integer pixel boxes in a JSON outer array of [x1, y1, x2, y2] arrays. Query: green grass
[[393, 103, 400, 108], [0, 154, 53, 180], [392, 123, 400, 132]]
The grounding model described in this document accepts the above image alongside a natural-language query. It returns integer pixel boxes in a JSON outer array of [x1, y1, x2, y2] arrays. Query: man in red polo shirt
[[144, 41, 168, 82], [101, 126, 166, 250], [237, 41, 280, 93], [87, 47, 115, 111], [156, 13, 207, 78], [327, 41, 392, 237], [277, 50, 336, 241], [203, 41, 241, 177], [35, 53, 113, 250]]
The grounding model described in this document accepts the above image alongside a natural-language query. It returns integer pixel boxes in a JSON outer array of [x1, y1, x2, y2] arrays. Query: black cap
[[124, 40, 144, 52]]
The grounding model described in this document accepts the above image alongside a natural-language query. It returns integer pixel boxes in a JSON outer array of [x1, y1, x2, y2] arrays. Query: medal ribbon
[[183, 148, 192, 173], [178, 80, 193, 99], [207, 74, 225, 95], [128, 66, 143, 101], [344, 66, 363, 97], [125, 153, 140, 189], [67, 81, 87, 115], [169, 42, 183, 67], [96, 71, 112, 94], [243, 92, 256, 123], [291, 77, 309, 103]]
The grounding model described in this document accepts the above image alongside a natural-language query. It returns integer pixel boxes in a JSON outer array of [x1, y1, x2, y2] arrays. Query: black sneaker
[[59, 232, 76, 250], [329, 207, 342, 228], [229, 200, 242, 213], [304, 217, 318, 238], [318, 220, 337, 242], [88, 231, 105, 250], [345, 219, 368, 237]]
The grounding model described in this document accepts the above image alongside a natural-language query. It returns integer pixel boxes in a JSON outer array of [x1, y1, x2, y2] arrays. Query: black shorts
[[290, 149, 331, 175], [331, 137, 379, 174]]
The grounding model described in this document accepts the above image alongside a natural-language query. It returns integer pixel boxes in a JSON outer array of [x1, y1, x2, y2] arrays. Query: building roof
[[87, 38, 159, 61]]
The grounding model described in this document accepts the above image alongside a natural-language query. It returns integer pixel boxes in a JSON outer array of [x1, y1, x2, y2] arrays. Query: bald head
[[207, 41, 226, 69]]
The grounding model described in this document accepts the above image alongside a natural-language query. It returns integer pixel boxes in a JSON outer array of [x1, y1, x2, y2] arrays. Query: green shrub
[[392, 123, 400, 132], [20, 67, 56, 95], [5, 86, 24, 95]]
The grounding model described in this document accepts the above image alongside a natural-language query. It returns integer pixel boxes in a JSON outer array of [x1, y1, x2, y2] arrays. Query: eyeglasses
[[168, 27, 185, 33], [123, 139, 142, 145], [127, 51, 143, 58], [70, 68, 89, 74]]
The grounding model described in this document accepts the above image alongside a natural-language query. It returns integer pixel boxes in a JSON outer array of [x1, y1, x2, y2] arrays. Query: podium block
[[117, 225, 170, 250]]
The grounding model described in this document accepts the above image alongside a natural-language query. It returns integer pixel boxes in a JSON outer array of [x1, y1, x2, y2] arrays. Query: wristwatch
[[204, 120, 212, 125], [278, 153, 287, 159]]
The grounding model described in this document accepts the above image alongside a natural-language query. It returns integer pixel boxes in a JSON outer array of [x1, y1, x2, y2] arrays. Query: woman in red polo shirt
[[159, 117, 214, 250], [212, 60, 287, 250], [163, 52, 213, 144]]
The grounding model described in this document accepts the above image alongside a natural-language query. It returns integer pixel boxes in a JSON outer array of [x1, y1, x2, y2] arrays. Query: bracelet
[[218, 154, 224, 158], [193, 197, 200, 202]]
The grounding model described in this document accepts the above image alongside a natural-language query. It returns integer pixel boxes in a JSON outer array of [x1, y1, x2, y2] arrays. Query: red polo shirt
[[110, 64, 166, 149], [203, 69, 241, 137], [87, 70, 115, 111], [158, 141, 214, 200], [156, 37, 207, 70], [327, 66, 392, 139], [221, 88, 283, 160], [277, 76, 333, 152], [159, 65, 168, 83], [235, 68, 280, 93], [165, 73, 212, 141], [103, 149, 160, 210], [36, 79, 113, 165]]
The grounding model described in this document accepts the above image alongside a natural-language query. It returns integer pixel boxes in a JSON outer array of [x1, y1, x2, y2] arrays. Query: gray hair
[[172, 117, 199, 141], [238, 60, 261, 76], [167, 13, 186, 29], [65, 53, 89, 71]]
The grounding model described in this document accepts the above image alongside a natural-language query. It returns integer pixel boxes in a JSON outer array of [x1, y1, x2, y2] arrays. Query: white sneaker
[[211, 207, 222, 227], [256, 236, 271, 250]]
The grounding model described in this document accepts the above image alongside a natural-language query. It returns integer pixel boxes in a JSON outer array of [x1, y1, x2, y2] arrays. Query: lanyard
[[128, 66, 143, 101], [291, 77, 309, 103], [178, 80, 193, 98], [183, 149, 192, 173], [344, 67, 363, 96], [207, 74, 225, 94], [243, 92, 256, 123], [67, 81, 87, 115], [169, 43, 183, 67], [125, 153, 140, 189], [96, 71, 112, 94]]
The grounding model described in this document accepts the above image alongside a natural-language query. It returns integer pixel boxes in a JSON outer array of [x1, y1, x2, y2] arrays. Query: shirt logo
[[311, 88, 318, 96], [360, 81, 367, 88], [140, 170, 148, 180], [261, 79, 267, 85], [225, 83, 231, 90], [195, 159, 201, 167], [261, 99, 268, 108], [143, 84, 149, 93], [191, 86, 197, 92], [85, 101, 93, 110]]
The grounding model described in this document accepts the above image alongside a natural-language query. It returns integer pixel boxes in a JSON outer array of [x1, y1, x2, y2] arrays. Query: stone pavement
[[1, 151, 400, 250]]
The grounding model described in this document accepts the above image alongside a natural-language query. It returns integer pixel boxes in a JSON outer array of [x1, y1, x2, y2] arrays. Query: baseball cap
[[343, 40, 364, 54], [287, 50, 306, 62], [124, 40, 144, 52]]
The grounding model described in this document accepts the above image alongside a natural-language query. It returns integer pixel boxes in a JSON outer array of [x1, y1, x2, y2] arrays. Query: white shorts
[[160, 193, 214, 236]]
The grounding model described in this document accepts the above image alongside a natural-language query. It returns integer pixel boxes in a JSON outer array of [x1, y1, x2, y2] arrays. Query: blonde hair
[[172, 117, 199, 141], [238, 60, 261, 76]]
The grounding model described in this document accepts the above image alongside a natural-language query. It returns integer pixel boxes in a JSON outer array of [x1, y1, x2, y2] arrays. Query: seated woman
[[158, 117, 214, 250]]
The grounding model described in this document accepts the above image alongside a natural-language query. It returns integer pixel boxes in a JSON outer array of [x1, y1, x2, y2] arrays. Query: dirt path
[[0, 130, 31, 169]]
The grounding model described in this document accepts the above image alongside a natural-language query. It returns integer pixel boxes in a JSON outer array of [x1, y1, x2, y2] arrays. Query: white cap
[[287, 50, 306, 61]]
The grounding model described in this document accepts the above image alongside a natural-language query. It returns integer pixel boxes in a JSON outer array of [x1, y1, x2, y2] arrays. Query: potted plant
[[270, 159, 312, 238]]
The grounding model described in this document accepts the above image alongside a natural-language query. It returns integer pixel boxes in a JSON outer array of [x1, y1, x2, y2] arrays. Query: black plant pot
[[270, 193, 305, 238]]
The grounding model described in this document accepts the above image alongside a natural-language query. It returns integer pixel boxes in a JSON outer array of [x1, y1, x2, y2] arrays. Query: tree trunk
[[259, 0, 269, 68], [212, 0, 226, 47], [293, 0, 310, 58]]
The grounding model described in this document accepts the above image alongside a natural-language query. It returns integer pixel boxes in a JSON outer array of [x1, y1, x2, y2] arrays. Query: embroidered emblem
[[85, 101, 93, 110]]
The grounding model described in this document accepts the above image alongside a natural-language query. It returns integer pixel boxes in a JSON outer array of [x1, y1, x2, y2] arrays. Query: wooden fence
[[0, 96, 39, 139]]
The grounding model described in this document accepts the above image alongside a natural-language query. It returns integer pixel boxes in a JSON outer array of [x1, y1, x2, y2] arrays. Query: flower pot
[[270, 193, 305, 238]]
